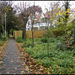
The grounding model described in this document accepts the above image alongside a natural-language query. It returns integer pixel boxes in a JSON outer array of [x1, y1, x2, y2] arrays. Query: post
[[5, 12, 6, 38]]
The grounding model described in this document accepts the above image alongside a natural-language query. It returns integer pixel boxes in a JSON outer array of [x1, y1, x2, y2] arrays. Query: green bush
[[54, 43, 66, 50], [25, 49, 34, 55], [33, 50, 48, 59], [16, 37, 23, 43], [22, 42, 33, 48], [41, 37, 47, 43], [41, 57, 52, 68]]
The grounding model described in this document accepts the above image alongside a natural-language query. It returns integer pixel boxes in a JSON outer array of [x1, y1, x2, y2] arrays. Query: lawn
[[16, 36, 75, 74]]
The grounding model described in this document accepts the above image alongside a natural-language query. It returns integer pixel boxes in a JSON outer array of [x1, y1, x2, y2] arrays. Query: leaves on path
[[16, 43, 51, 74]]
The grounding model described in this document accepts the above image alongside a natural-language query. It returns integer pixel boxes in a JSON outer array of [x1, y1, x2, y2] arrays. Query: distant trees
[[0, 1, 21, 37], [0, 1, 8, 38]]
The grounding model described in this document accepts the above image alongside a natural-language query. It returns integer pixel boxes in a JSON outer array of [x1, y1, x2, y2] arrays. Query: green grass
[[16, 37, 75, 74]]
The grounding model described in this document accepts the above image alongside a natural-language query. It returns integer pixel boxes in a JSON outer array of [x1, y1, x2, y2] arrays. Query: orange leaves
[[57, 68, 61, 73]]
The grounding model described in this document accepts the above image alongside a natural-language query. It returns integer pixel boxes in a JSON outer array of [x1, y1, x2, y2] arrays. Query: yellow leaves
[[21, 71, 24, 74], [11, 60, 13, 62], [24, 17, 26, 19], [56, 13, 58, 16], [25, 66, 29, 71], [59, 13, 62, 16], [67, 9, 70, 12], [59, 10, 64, 16], [61, 10, 63, 13], [50, 18, 53, 20], [48, 13, 50, 15], [30, 13, 32, 16]]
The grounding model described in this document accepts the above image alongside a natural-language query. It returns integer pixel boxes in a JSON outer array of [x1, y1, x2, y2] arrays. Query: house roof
[[30, 13, 42, 23], [35, 13, 42, 22]]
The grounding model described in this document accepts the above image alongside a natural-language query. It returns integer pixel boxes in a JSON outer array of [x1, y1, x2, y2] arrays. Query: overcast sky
[[12, 1, 75, 14]]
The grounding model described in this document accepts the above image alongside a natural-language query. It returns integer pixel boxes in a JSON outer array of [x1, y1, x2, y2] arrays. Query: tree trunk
[[0, 24, 1, 39], [2, 15, 4, 34], [24, 24, 26, 42], [8, 29, 10, 38], [47, 19, 49, 57], [22, 24, 26, 42], [32, 22, 34, 47]]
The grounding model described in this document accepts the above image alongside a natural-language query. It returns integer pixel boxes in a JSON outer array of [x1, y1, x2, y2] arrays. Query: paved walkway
[[0, 38, 28, 74]]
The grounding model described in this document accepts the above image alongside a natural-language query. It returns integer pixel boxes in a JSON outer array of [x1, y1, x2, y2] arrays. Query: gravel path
[[0, 38, 28, 74]]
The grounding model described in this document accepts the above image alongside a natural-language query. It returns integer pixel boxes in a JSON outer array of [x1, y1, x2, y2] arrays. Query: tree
[[28, 5, 42, 47], [44, 2, 60, 56], [18, 2, 42, 47], [63, 1, 70, 34], [0, 1, 8, 37], [5, 3, 21, 37]]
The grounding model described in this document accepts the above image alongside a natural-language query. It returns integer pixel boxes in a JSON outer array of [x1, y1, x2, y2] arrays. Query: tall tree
[[18, 2, 42, 46], [6, 4, 21, 37], [28, 5, 42, 47], [63, 1, 70, 34], [0, 1, 8, 37]]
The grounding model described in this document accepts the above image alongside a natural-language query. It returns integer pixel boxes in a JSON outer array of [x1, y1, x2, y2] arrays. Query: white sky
[[12, 1, 75, 14]]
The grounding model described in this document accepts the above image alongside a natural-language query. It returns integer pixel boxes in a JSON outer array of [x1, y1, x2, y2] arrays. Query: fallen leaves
[[11, 61, 13, 62], [16, 42, 51, 74], [21, 71, 24, 74], [0, 61, 3, 64]]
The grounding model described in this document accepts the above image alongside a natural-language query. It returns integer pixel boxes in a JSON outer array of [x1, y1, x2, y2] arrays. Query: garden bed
[[16, 43, 51, 74], [16, 37, 75, 74]]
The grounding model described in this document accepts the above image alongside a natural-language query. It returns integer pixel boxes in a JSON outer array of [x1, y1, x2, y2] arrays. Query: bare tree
[[44, 2, 60, 56]]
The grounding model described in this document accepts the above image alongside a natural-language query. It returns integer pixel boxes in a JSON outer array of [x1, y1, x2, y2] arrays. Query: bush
[[54, 43, 66, 51], [33, 50, 48, 59], [0, 41, 4, 46], [26, 49, 34, 55], [41, 37, 47, 43], [22, 42, 33, 48], [41, 57, 52, 68], [16, 37, 23, 43]]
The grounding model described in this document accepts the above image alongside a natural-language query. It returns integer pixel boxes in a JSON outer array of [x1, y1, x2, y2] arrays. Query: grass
[[16, 36, 75, 74]]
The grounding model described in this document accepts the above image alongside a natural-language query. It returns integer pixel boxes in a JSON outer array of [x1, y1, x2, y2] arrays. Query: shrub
[[0, 41, 4, 46], [54, 43, 66, 50], [41, 37, 47, 43], [16, 37, 23, 43], [41, 57, 52, 68], [1, 37, 8, 41], [25, 49, 34, 55], [22, 42, 33, 48], [33, 50, 48, 59]]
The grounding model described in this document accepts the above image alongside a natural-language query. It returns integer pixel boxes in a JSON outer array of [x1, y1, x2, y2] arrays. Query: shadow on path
[[0, 38, 28, 74]]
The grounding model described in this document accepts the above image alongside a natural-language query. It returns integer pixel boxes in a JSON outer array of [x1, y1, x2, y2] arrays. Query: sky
[[11, 1, 75, 14]]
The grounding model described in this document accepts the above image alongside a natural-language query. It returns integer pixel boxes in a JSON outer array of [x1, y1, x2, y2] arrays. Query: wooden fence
[[13, 30, 47, 39]]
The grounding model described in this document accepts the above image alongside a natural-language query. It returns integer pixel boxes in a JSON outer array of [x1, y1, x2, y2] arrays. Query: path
[[0, 38, 28, 74]]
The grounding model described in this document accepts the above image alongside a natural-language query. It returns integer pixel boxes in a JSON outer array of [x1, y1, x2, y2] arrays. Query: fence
[[13, 30, 47, 39]]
